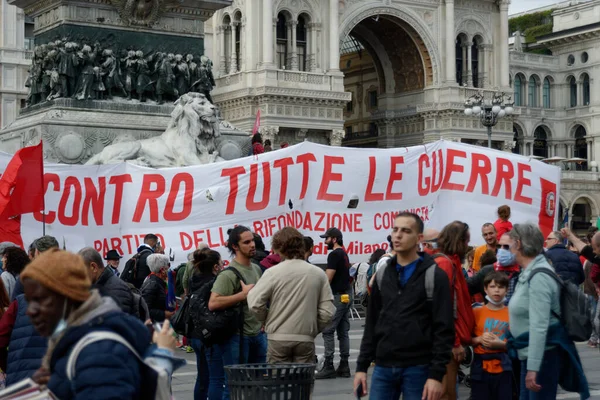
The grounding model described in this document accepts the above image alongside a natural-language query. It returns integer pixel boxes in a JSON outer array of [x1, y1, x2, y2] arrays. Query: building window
[[514, 75, 522, 106], [533, 127, 548, 158], [346, 99, 353, 113], [455, 37, 464, 85], [276, 13, 288, 69], [574, 125, 588, 170], [345, 126, 352, 137], [235, 23, 241, 71], [297, 16, 307, 72], [471, 39, 480, 88], [581, 52, 589, 63], [569, 76, 577, 107], [543, 78, 551, 108], [583, 74, 590, 105], [368, 91, 378, 108], [513, 126, 521, 155], [222, 17, 232, 73], [369, 123, 378, 136], [528, 76, 538, 107], [20, 99, 26, 109]]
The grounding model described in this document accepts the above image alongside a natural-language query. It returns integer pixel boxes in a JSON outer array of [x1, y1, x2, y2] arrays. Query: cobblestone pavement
[[172, 320, 600, 399]]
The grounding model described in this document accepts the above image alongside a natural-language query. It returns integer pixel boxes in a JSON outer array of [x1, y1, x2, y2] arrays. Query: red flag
[[252, 109, 261, 136], [0, 215, 24, 248], [0, 142, 44, 219]]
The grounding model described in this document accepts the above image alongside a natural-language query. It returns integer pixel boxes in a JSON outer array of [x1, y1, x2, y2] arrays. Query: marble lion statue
[[85, 92, 221, 167]]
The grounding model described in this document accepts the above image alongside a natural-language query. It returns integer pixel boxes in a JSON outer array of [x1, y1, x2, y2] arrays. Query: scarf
[[42, 290, 118, 370]]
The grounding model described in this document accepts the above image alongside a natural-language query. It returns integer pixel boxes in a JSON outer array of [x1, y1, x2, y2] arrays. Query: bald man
[[421, 228, 440, 255]]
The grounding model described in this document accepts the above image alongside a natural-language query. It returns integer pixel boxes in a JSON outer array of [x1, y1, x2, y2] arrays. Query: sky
[[509, 0, 563, 15]]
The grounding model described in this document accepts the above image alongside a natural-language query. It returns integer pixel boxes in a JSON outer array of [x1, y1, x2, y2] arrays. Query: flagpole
[[42, 210, 46, 236]]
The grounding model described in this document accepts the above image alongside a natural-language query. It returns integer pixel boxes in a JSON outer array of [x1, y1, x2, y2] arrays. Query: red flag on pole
[[252, 109, 261, 136], [0, 142, 45, 219]]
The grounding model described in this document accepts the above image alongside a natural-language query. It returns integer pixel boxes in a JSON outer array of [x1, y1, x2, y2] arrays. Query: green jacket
[[508, 254, 560, 371]]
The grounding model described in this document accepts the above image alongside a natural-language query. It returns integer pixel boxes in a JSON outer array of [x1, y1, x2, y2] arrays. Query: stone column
[[240, 19, 246, 71], [219, 25, 227, 75], [306, 23, 313, 71], [577, 80, 583, 106], [499, 0, 510, 87], [329, 0, 340, 71], [290, 20, 298, 70], [465, 43, 472, 86], [314, 23, 321, 71], [587, 139, 592, 164], [329, 129, 345, 146], [230, 22, 238, 74], [445, 0, 456, 84], [262, 0, 274, 66], [273, 18, 278, 68]]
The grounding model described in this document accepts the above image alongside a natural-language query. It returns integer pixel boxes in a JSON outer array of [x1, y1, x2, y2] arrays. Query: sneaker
[[588, 340, 598, 348], [186, 345, 195, 353]]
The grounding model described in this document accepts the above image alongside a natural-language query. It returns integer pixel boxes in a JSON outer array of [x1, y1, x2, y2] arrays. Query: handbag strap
[[66, 331, 142, 380]]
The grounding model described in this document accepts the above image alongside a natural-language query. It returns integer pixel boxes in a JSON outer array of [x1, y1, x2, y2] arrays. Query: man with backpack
[[208, 226, 265, 400], [121, 234, 159, 289], [354, 212, 454, 400]]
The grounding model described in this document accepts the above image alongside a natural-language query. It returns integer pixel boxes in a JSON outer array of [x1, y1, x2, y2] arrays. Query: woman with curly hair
[[1, 247, 30, 301]]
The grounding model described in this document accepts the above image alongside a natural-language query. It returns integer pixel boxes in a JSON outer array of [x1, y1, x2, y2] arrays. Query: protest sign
[[0, 140, 561, 265]]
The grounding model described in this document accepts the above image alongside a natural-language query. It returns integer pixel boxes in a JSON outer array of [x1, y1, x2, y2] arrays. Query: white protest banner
[[0, 140, 560, 265]]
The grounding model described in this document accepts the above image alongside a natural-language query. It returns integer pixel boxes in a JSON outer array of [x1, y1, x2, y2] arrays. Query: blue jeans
[[219, 332, 267, 400], [190, 338, 208, 400], [369, 365, 429, 400], [519, 347, 560, 400], [190, 338, 225, 400]]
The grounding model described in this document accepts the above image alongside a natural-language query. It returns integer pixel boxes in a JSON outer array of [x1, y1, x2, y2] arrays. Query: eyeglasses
[[499, 244, 510, 250]]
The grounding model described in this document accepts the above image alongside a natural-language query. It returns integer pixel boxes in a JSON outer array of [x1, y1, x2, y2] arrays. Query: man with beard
[[316, 227, 352, 379], [209, 226, 265, 400], [472, 223, 498, 272]]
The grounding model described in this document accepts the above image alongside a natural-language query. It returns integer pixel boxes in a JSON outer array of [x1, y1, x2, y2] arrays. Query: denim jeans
[[519, 347, 560, 400], [369, 364, 429, 400], [321, 294, 350, 363], [190, 338, 209, 400], [219, 332, 267, 400]]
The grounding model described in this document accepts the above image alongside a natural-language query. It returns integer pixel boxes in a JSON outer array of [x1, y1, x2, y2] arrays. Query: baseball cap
[[319, 227, 343, 239]]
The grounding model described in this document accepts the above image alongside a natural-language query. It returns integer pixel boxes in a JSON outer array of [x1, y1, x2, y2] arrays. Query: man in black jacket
[[131, 234, 160, 289], [79, 247, 135, 315], [354, 212, 454, 400]]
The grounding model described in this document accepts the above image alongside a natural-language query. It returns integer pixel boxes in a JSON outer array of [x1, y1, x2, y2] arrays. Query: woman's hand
[[153, 320, 176, 352]]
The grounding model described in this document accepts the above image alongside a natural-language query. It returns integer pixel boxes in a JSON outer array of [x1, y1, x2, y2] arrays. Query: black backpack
[[121, 249, 151, 285], [188, 267, 246, 347], [529, 268, 593, 342]]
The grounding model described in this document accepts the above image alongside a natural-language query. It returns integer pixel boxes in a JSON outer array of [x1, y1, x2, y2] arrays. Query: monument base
[[0, 98, 250, 163]]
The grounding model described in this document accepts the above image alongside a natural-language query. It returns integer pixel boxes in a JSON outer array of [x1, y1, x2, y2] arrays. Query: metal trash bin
[[225, 363, 315, 400]]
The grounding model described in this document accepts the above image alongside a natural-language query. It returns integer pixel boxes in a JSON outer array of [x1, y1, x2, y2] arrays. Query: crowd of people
[[0, 202, 595, 400]]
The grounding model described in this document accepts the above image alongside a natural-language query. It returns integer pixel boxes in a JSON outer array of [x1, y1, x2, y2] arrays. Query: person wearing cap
[[316, 227, 352, 380], [22, 249, 183, 399], [104, 249, 122, 277]]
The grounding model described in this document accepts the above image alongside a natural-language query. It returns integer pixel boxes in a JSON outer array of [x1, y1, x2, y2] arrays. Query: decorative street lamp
[[464, 92, 514, 148]]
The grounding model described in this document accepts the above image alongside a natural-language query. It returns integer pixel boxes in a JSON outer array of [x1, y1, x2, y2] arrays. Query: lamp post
[[464, 92, 514, 148]]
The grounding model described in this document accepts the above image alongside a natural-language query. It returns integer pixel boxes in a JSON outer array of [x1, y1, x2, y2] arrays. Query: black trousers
[[471, 370, 512, 400]]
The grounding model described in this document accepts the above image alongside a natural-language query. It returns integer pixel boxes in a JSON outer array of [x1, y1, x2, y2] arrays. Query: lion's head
[[168, 93, 220, 151]]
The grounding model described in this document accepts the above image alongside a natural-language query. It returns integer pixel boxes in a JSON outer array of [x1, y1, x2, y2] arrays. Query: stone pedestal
[[0, 0, 234, 160], [0, 99, 249, 163]]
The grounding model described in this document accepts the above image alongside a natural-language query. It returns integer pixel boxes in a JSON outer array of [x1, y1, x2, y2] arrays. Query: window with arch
[[471, 38, 480, 88], [574, 125, 588, 170], [543, 77, 551, 108], [533, 127, 548, 158], [569, 76, 577, 107], [583, 73, 590, 105], [455, 35, 466, 86], [276, 13, 288, 69], [297, 15, 308, 72], [514, 75, 523, 106], [528, 76, 538, 107], [223, 15, 232, 73], [234, 13, 241, 71]]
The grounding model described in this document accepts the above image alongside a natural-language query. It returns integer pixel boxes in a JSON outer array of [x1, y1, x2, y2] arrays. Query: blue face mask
[[497, 248, 516, 267]]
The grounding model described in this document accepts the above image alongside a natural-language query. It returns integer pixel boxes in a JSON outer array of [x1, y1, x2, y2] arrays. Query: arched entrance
[[533, 126, 549, 158], [571, 195, 597, 233], [339, 12, 434, 148], [573, 125, 588, 171]]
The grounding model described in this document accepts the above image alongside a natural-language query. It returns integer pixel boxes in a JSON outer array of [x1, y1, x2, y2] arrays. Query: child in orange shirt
[[470, 271, 512, 400]]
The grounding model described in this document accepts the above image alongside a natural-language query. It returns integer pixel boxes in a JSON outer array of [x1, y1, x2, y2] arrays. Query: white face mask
[[485, 295, 506, 306], [51, 299, 69, 338]]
